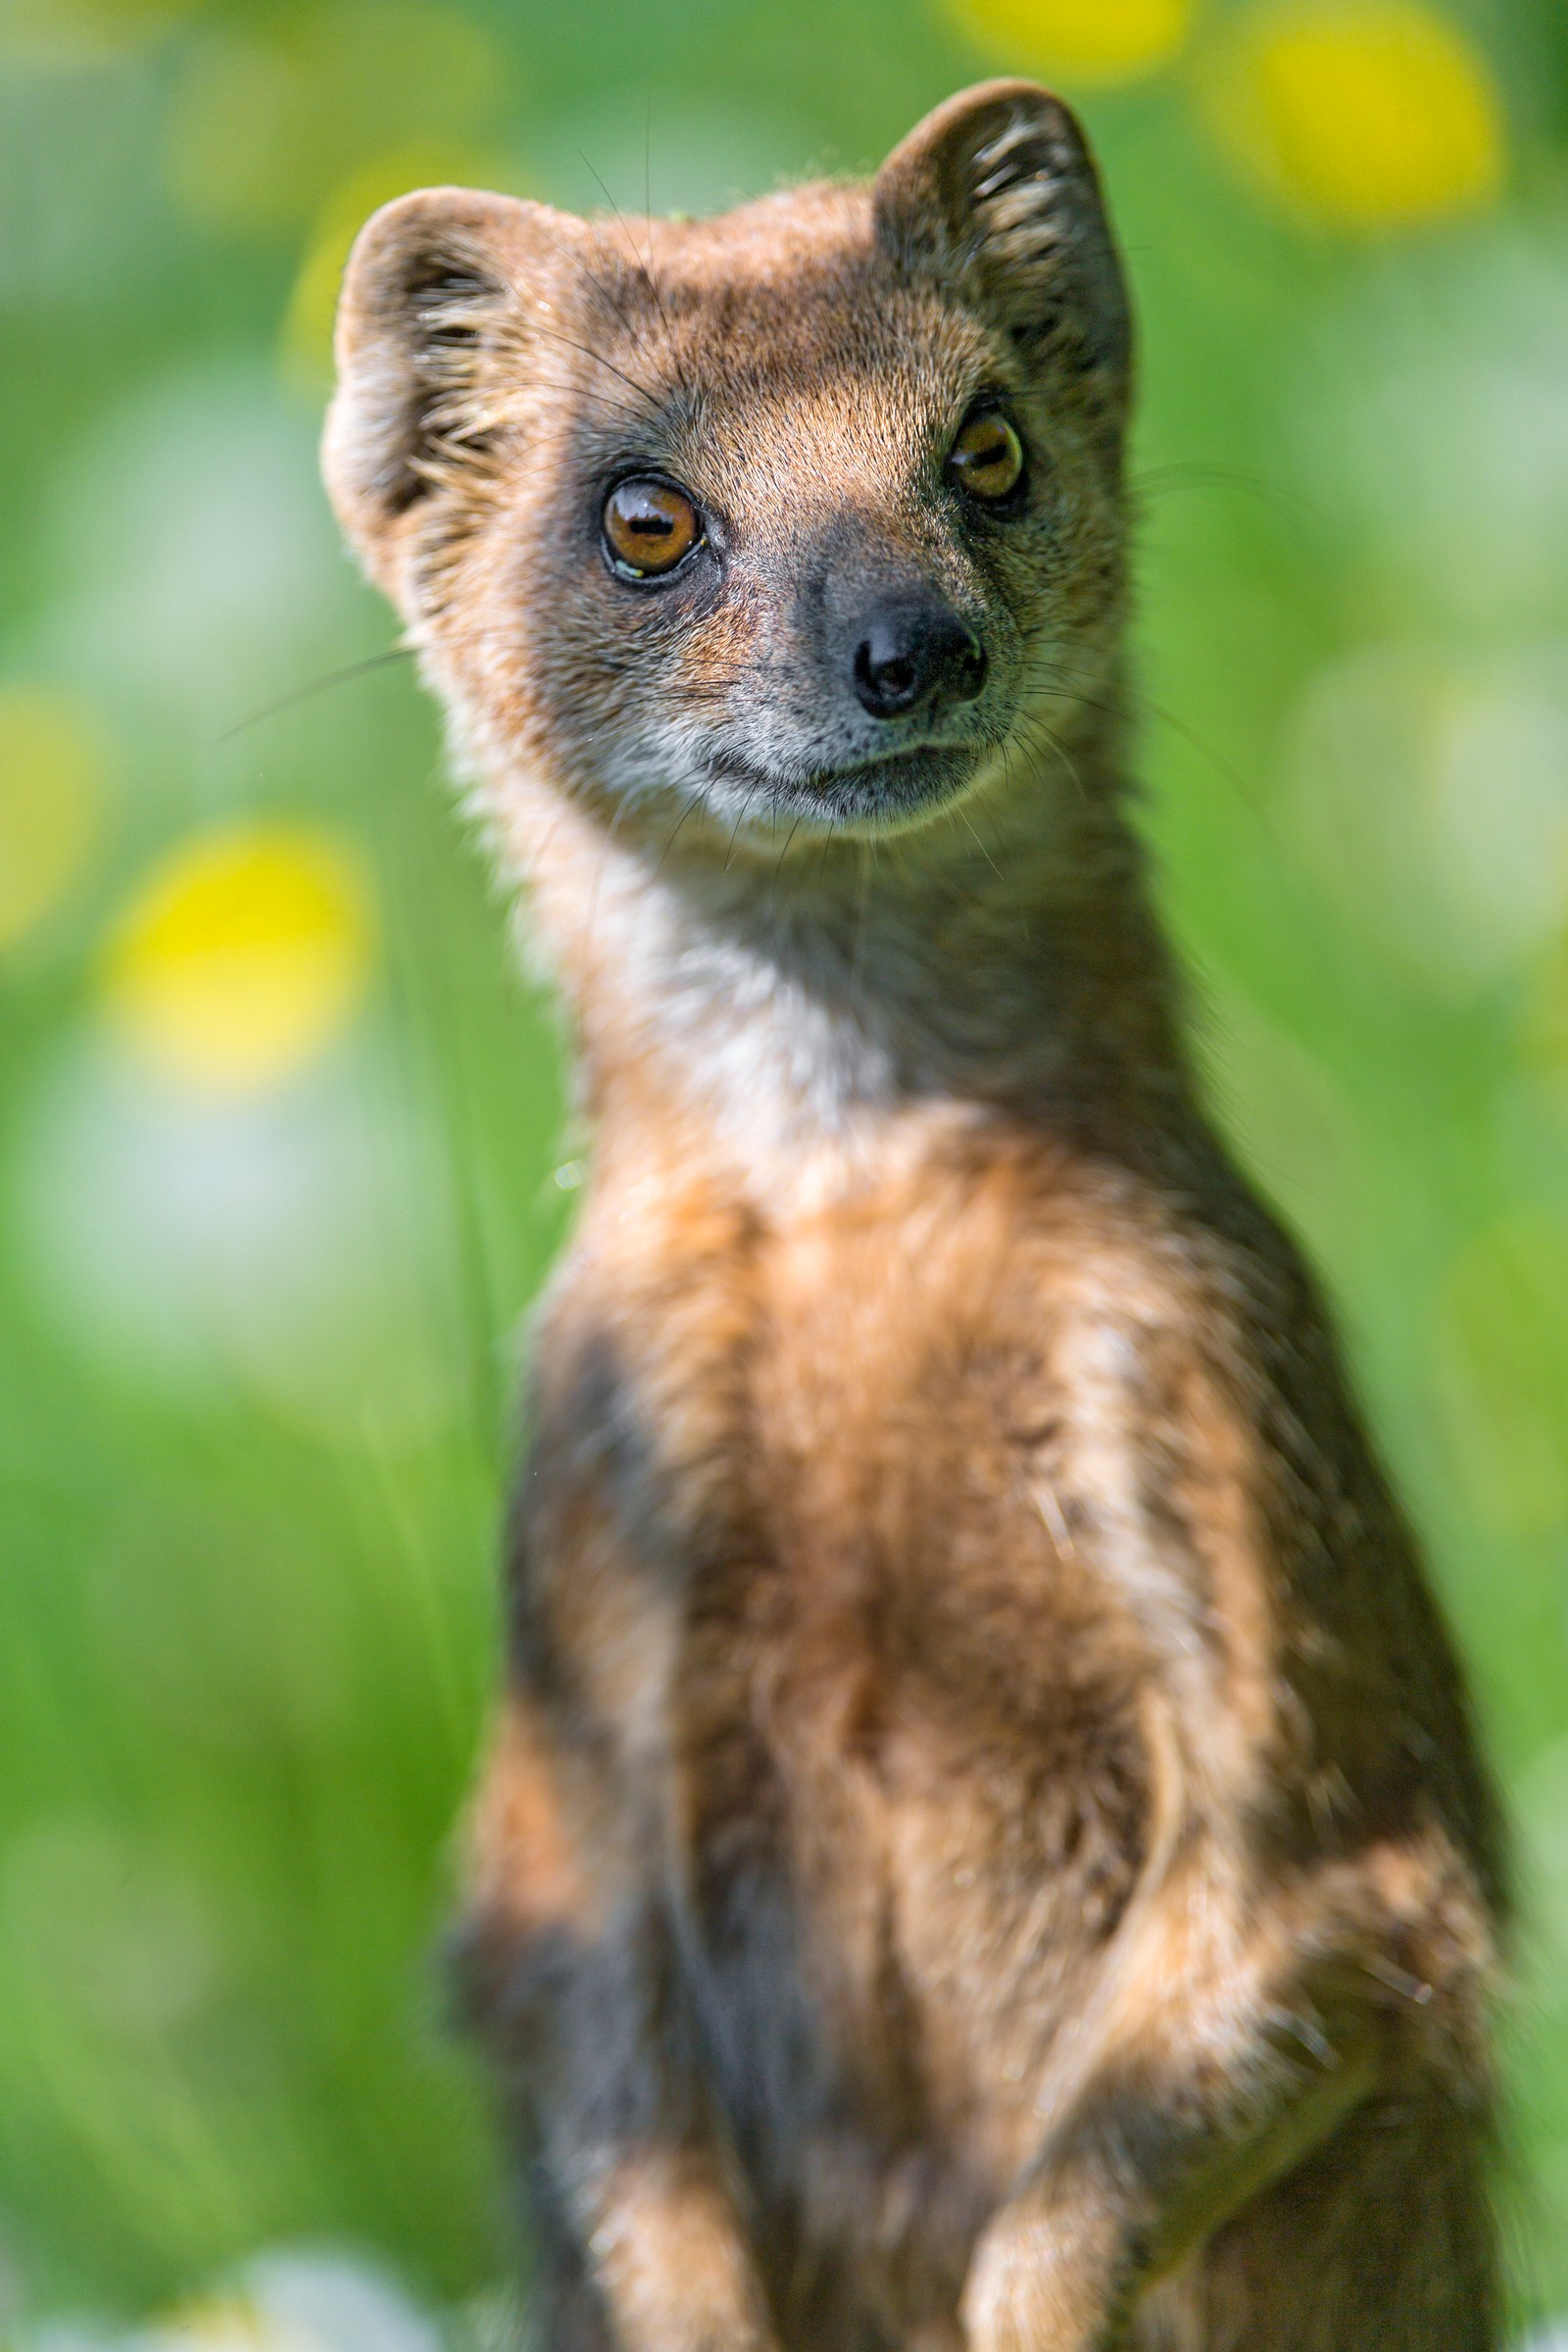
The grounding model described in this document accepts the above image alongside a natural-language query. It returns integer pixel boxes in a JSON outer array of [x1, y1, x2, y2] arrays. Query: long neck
[[498, 697, 1199, 1192]]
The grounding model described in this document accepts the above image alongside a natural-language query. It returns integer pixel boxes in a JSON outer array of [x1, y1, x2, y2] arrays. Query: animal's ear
[[322, 186, 568, 602], [874, 80, 1130, 388]]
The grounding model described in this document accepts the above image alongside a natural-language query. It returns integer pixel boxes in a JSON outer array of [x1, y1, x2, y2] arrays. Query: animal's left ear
[[874, 80, 1131, 390]]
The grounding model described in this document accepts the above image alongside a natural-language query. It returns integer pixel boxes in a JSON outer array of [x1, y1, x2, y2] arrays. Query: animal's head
[[323, 81, 1132, 848]]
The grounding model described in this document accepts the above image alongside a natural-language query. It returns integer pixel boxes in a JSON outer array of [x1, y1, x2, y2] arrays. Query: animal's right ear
[[322, 187, 565, 603], [874, 81, 1130, 395]]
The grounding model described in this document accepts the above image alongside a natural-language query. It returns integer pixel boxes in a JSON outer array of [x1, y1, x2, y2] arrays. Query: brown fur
[[324, 82, 1506, 2352]]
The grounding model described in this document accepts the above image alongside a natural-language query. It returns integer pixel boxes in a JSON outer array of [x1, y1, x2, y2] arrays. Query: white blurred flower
[[19, 2250, 446, 2352], [1292, 230, 1568, 634], [1283, 641, 1568, 992], [8, 1039, 464, 1443], [24, 2324, 123, 2352], [212, 2249, 443, 2352], [30, 366, 356, 737]]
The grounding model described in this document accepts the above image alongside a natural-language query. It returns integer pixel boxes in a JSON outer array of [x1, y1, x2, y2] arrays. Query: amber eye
[[603, 476, 703, 577], [948, 409, 1025, 505]]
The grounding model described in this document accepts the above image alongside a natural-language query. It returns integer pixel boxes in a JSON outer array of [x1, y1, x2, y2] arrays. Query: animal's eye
[[948, 410, 1025, 505], [603, 477, 703, 577]]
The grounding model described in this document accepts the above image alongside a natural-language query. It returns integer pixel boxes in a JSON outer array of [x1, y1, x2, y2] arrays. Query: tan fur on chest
[[508, 1133, 1265, 2180]]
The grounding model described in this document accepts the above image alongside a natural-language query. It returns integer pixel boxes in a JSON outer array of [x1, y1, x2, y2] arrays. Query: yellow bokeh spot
[[280, 143, 511, 391], [158, 2296, 273, 2352], [0, 687, 110, 948], [1202, 0, 1503, 229], [104, 823, 376, 1095], [946, 0, 1193, 83], [166, 3, 503, 234]]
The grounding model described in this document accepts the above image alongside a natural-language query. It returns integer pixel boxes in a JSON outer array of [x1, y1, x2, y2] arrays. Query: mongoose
[[324, 80, 1506, 2352]]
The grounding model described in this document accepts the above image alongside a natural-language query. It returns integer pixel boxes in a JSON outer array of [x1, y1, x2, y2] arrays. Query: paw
[[961, 2192, 1128, 2352]]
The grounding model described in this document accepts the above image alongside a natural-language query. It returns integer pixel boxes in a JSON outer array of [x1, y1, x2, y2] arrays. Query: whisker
[[214, 646, 415, 745], [1130, 461, 1317, 525], [514, 204, 656, 367], [1012, 710, 1088, 803], [956, 801, 1004, 883], [724, 775, 769, 870], [850, 836, 873, 996], [653, 790, 701, 881], [1015, 645, 1280, 841], [576, 150, 689, 403], [768, 808, 806, 924], [530, 321, 667, 417]]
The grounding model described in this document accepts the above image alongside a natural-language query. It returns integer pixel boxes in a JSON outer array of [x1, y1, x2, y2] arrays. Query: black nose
[[851, 599, 988, 721]]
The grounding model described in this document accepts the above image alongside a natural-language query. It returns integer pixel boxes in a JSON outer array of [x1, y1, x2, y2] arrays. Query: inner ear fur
[[874, 80, 1131, 390], [323, 187, 566, 597]]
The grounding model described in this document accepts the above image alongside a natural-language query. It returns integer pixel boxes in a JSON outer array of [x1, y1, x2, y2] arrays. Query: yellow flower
[[153, 2296, 278, 2352], [0, 687, 110, 949], [946, 0, 1194, 81], [104, 823, 375, 1094], [1202, 0, 1503, 229]]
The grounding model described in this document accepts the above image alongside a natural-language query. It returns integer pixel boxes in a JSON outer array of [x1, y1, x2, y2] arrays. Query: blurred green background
[[2, 0, 1567, 2338]]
